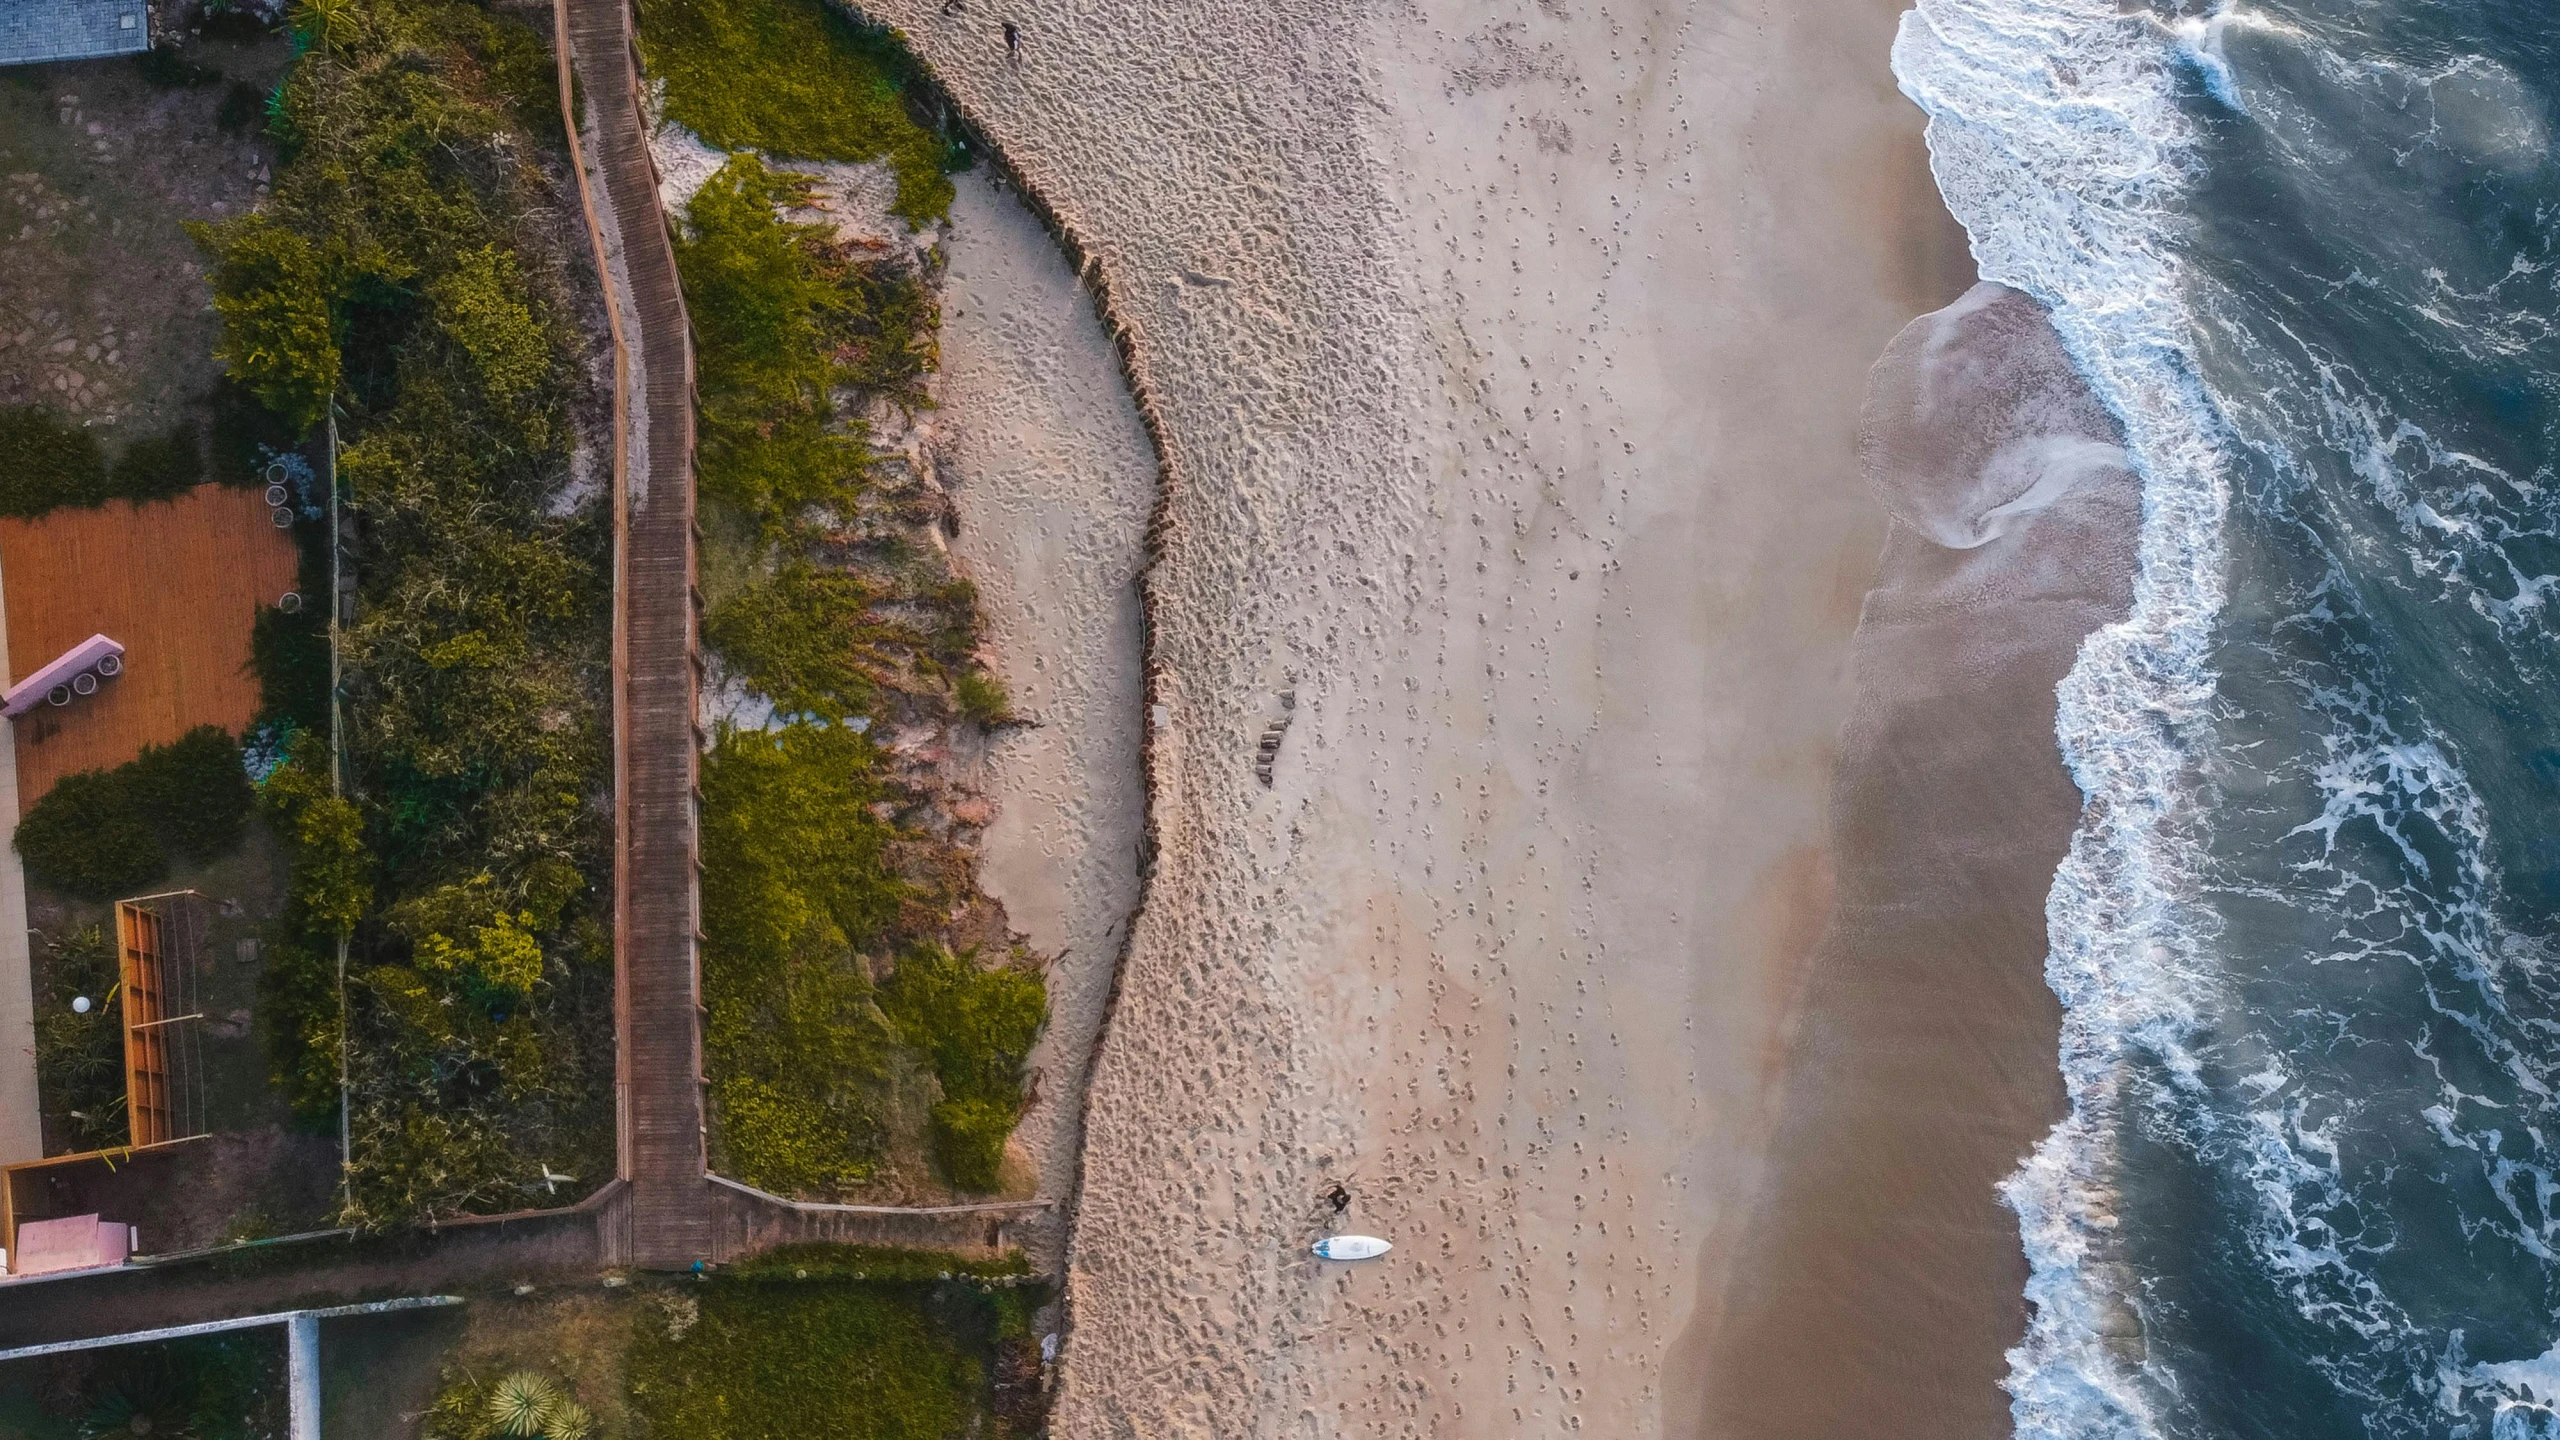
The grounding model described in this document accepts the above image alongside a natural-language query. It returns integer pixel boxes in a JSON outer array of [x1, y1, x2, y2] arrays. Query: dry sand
[[933, 168, 1155, 1239], [849, 0, 1998, 1431]]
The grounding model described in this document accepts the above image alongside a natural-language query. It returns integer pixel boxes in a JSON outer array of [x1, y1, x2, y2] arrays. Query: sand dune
[[859, 0, 1980, 1429]]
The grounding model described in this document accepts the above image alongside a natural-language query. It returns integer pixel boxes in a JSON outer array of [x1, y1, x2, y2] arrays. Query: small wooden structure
[[115, 891, 208, 1147], [0, 891, 209, 1274]]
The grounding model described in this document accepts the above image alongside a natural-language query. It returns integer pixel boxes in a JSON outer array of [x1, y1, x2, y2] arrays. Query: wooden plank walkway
[[556, 0, 711, 1269]]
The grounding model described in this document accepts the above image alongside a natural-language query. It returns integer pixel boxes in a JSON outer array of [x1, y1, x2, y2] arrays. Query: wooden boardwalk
[[556, 0, 711, 1269]]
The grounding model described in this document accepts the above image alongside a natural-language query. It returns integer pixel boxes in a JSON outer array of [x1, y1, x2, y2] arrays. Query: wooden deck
[[557, 0, 710, 1269], [0, 483, 299, 811]]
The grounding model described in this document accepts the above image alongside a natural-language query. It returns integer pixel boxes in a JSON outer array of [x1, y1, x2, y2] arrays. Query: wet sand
[[851, 0, 2007, 1429], [1682, 284, 2141, 1436]]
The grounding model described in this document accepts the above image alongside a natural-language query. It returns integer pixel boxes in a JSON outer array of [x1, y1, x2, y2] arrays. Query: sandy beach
[[853, 0, 2014, 1430]]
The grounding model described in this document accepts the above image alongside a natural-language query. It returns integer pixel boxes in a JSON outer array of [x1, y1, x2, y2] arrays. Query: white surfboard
[[1312, 1234, 1392, 1261]]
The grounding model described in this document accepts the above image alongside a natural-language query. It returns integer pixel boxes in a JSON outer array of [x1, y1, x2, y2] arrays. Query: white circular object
[[71, 996, 90, 1014], [70, 673, 95, 696], [46, 686, 69, 707], [271, 507, 295, 528], [278, 592, 302, 614], [94, 653, 120, 677], [264, 483, 291, 508]]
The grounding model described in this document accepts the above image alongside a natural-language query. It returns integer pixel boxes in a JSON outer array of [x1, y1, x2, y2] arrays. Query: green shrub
[[704, 560, 885, 721], [700, 722, 904, 1194], [15, 768, 164, 899], [15, 726, 254, 899], [953, 669, 1008, 728], [880, 946, 1044, 1193], [679, 157, 874, 537], [251, 601, 331, 733], [926, 1096, 1015, 1193], [0, 405, 107, 516], [639, 0, 956, 223], [192, 214, 339, 434], [131, 723, 256, 862]]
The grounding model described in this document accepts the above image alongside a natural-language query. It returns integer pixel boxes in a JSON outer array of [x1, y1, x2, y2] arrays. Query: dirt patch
[[0, 31, 288, 433]]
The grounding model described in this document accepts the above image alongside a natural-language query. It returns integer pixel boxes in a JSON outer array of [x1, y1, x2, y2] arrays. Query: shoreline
[[1684, 283, 2140, 1435]]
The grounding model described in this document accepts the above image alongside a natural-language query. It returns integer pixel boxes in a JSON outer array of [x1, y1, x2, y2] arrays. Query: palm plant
[[482, 1372, 564, 1438]]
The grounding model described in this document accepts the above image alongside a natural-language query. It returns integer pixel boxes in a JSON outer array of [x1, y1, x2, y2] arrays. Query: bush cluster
[[15, 726, 254, 901], [638, 0, 961, 224], [195, 0, 615, 1226], [424, 1368, 596, 1440], [626, 1280, 997, 1440]]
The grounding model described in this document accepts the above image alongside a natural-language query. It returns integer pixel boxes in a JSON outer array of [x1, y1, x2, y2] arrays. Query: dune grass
[[638, 0, 958, 224]]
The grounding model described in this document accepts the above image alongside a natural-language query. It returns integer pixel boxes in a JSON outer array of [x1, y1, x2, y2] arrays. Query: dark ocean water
[[1894, 1, 2560, 1435]]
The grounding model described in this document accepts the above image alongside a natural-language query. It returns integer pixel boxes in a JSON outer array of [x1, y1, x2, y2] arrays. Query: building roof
[[0, 0, 152, 68]]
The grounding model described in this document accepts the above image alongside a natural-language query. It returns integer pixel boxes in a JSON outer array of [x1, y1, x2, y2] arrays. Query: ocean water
[[1893, 1, 2560, 1435]]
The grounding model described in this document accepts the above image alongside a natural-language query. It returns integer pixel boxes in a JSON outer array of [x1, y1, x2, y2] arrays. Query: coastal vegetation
[[675, 147, 1043, 1198], [637, 0, 960, 224], [192, 0, 616, 1226], [648, 0, 1038, 1199], [627, 1257, 1046, 1438]]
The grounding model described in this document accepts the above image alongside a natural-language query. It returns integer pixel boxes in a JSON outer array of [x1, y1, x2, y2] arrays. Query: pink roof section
[[1, 633, 121, 719], [11, 1212, 133, 1276]]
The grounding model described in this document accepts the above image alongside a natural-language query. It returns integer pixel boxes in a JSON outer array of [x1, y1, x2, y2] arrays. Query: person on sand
[[1003, 20, 1020, 61], [1325, 1182, 1352, 1216]]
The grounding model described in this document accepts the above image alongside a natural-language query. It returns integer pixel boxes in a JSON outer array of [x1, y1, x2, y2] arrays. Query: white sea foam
[[1892, 1, 2227, 1434]]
